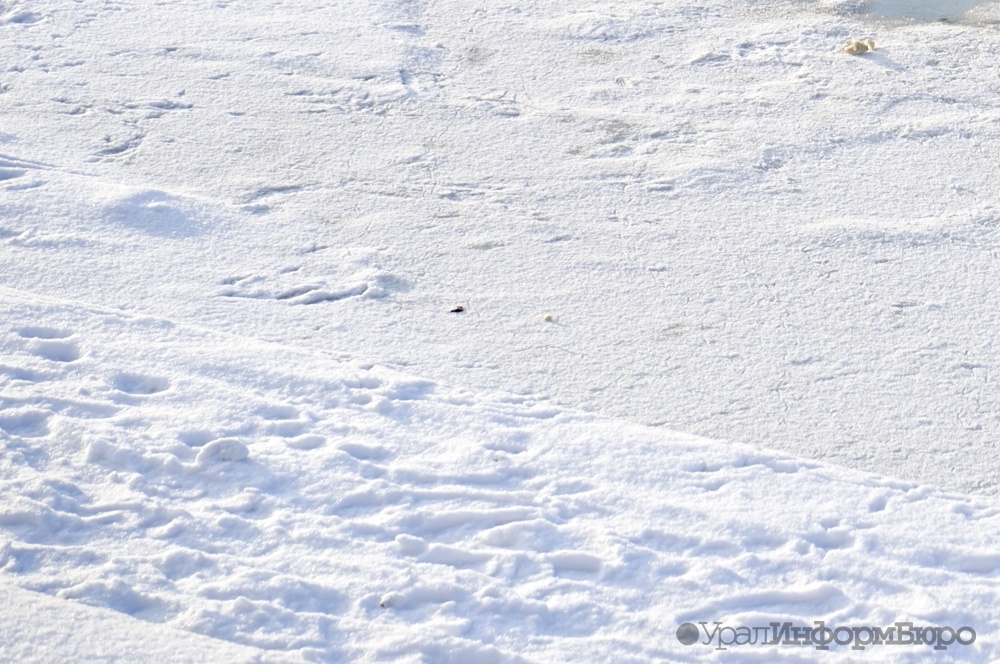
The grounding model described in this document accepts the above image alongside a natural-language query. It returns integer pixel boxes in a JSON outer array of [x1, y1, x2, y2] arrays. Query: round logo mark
[[676, 622, 699, 646]]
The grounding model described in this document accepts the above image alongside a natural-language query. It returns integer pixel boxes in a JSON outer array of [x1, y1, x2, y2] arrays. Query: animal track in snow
[[30, 340, 81, 363], [0, 226, 26, 241], [339, 442, 388, 461], [0, 363, 47, 383], [113, 372, 170, 395], [284, 81, 411, 116], [0, 154, 51, 190], [2, 10, 44, 25], [258, 404, 299, 420], [257, 403, 311, 438], [0, 408, 51, 437], [418, 544, 492, 568], [285, 434, 325, 450], [16, 326, 73, 340], [8, 326, 82, 363], [547, 550, 604, 575], [801, 518, 856, 551], [217, 268, 408, 305], [253, 403, 335, 450], [96, 132, 144, 157]]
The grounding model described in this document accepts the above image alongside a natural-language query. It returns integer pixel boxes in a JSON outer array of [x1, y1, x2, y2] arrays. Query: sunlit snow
[[3, 0, 1000, 661], [823, 0, 999, 21]]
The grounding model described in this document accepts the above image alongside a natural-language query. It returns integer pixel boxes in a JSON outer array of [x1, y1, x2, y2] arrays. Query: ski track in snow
[[3, 0, 1000, 660]]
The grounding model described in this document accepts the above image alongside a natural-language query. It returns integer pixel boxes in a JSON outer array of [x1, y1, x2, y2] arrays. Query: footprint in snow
[[31, 340, 81, 363], [16, 325, 73, 340], [0, 408, 51, 437], [15, 326, 82, 362], [113, 373, 170, 395]]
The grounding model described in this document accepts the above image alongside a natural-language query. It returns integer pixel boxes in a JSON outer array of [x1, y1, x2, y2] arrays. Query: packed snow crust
[[3, 0, 1000, 661]]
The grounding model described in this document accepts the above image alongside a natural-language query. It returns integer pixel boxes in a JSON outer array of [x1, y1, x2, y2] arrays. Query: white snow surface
[[2, 0, 1000, 660]]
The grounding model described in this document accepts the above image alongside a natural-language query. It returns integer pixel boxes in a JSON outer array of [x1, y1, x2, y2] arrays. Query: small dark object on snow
[[450, 306, 465, 313]]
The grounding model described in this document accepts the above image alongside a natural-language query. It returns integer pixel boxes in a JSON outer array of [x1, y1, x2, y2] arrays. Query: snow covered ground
[[3, 0, 1000, 660]]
